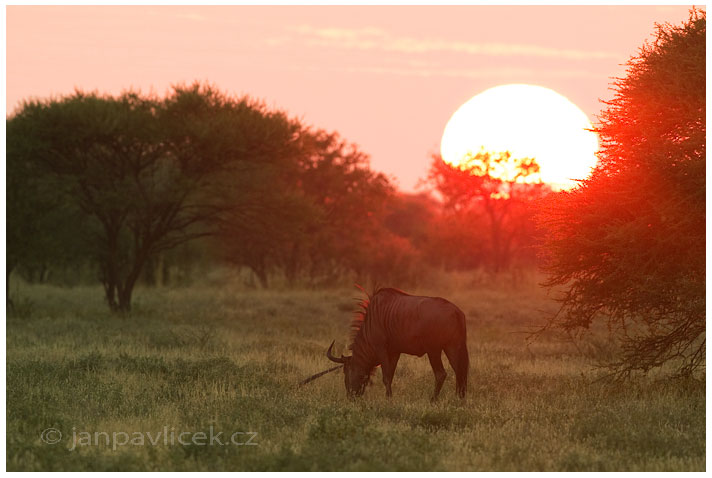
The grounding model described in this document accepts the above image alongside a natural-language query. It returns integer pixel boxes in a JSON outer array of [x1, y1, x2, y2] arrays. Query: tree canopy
[[7, 84, 300, 312], [538, 10, 705, 376]]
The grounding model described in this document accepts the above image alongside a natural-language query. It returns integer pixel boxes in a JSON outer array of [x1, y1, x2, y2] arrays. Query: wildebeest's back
[[374, 288, 466, 357]]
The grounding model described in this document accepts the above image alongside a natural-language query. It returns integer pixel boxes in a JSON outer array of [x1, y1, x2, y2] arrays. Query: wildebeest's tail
[[455, 339, 469, 398], [452, 310, 469, 398]]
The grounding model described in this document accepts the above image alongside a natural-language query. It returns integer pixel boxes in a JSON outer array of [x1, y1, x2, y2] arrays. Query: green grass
[[6, 277, 705, 471]]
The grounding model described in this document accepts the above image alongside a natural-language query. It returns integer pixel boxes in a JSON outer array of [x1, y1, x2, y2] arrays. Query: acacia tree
[[428, 151, 546, 273], [294, 129, 395, 284], [215, 165, 317, 288], [538, 10, 705, 376], [217, 127, 399, 287], [8, 84, 299, 312]]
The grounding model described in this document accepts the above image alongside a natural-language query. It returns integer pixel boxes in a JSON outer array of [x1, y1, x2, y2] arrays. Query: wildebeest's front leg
[[381, 350, 401, 397], [427, 350, 447, 402]]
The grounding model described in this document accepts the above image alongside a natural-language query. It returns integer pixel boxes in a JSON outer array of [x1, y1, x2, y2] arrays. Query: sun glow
[[440, 84, 599, 190]]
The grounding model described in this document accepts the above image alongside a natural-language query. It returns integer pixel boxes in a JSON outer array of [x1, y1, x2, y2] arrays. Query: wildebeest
[[312, 287, 469, 400]]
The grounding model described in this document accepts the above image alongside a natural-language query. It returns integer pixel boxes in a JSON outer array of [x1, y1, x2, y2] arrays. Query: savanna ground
[[6, 271, 705, 471]]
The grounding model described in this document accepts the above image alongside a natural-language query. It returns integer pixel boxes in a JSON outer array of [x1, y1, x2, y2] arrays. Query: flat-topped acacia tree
[[7, 84, 300, 312]]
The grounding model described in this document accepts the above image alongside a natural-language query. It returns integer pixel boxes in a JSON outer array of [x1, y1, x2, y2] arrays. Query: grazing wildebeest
[[324, 287, 469, 400]]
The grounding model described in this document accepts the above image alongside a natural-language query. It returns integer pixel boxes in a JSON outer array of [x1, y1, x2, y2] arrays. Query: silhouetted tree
[[288, 129, 395, 285], [217, 178, 316, 288], [538, 10, 705, 376], [422, 208, 487, 271], [7, 83, 299, 312], [383, 192, 438, 249], [215, 127, 397, 287], [428, 151, 546, 273]]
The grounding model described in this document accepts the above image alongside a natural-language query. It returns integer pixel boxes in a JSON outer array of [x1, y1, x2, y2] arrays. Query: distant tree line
[[7, 83, 546, 312]]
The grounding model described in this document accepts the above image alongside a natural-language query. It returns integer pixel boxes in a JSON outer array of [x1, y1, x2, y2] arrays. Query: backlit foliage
[[429, 151, 548, 273], [538, 10, 705, 376]]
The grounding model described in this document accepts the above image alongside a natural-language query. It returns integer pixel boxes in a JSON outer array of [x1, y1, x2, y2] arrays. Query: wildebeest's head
[[326, 341, 370, 397]]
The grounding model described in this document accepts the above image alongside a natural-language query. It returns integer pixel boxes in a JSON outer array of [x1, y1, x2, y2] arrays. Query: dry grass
[[6, 275, 705, 471]]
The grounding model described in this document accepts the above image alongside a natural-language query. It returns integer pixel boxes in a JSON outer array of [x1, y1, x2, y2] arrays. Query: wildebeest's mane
[[349, 285, 409, 350]]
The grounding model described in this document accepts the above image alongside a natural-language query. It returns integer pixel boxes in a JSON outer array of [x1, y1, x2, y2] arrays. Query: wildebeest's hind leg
[[444, 342, 469, 399], [427, 350, 447, 402], [381, 351, 400, 397]]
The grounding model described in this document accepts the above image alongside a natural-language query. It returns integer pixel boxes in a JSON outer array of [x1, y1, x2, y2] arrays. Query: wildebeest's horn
[[326, 340, 349, 363]]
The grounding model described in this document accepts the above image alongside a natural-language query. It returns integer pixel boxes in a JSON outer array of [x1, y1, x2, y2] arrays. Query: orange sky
[[6, 5, 695, 191]]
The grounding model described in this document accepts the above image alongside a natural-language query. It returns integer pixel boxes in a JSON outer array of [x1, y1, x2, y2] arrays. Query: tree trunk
[[160, 255, 170, 287], [142, 255, 157, 287], [38, 263, 49, 283], [101, 224, 121, 311], [117, 285, 133, 313], [155, 253, 164, 287], [254, 268, 269, 289], [486, 203, 503, 274], [116, 245, 153, 313], [101, 252, 145, 314], [104, 261, 145, 314], [103, 278, 119, 312], [285, 241, 301, 285], [6, 261, 16, 309]]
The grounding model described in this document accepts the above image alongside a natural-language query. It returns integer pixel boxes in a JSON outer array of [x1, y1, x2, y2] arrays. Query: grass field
[[6, 274, 705, 471]]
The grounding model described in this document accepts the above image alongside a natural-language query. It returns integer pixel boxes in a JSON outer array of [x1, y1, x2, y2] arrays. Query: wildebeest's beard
[[344, 360, 372, 398], [326, 341, 374, 398]]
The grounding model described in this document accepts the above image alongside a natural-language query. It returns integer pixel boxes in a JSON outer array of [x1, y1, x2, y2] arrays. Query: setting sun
[[440, 84, 599, 190]]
